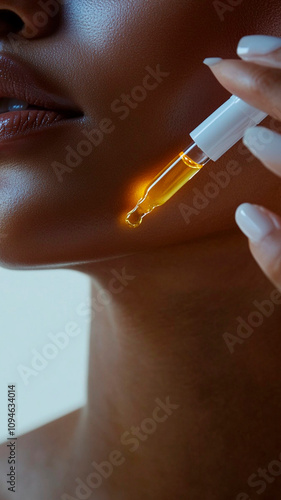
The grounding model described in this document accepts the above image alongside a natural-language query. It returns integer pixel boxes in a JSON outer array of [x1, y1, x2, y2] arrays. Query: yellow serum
[[126, 152, 203, 228]]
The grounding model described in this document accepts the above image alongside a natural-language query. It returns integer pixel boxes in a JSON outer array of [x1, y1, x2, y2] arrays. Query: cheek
[[69, 0, 230, 197], [0, 0, 277, 268]]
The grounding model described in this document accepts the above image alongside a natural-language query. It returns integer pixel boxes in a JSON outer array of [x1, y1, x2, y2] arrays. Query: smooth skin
[[0, 2, 281, 500]]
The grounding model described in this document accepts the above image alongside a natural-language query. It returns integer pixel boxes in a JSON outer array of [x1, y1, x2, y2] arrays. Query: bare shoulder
[[0, 409, 83, 500]]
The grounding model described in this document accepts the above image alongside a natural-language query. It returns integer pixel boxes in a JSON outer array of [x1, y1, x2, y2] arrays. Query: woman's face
[[0, 0, 280, 268]]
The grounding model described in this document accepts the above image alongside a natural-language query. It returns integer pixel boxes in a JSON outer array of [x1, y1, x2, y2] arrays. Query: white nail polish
[[243, 127, 281, 169], [237, 35, 281, 57], [235, 203, 276, 242], [203, 58, 223, 67]]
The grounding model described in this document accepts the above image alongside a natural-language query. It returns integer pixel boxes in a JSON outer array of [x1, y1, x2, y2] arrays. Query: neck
[[71, 229, 281, 498]]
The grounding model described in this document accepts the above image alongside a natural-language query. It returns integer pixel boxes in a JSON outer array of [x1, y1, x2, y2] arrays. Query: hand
[[204, 35, 281, 291]]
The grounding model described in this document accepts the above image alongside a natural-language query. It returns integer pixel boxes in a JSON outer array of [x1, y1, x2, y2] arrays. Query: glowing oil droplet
[[125, 152, 203, 228]]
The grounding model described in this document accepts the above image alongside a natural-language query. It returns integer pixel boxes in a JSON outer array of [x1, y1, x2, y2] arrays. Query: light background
[[0, 267, 90, 443]]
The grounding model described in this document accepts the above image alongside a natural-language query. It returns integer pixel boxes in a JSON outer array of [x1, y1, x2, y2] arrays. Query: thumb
[[235, 203, 281, 291]]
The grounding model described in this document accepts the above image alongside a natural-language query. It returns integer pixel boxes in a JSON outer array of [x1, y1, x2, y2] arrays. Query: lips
[[0, 54, 83, 145]]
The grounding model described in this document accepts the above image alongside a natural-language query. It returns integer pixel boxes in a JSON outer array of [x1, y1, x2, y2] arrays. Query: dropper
[[126, 95, 267, 228]]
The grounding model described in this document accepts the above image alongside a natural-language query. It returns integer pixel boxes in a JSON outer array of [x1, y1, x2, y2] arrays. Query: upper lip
[[0, 53, 83, 115]]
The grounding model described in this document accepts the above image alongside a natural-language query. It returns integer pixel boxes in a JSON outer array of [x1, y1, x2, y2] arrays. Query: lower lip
[[0, 109, 80, 145]]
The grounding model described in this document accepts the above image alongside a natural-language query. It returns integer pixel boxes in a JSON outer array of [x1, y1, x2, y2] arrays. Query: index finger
[[204, 59, 281, 122]]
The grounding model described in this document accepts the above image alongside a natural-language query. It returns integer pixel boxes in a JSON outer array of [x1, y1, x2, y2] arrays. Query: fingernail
[[235, 203, 276, 242], [203, 58, 223, 67], [243, 127, 281, 169], [237, 35, 281, 58]]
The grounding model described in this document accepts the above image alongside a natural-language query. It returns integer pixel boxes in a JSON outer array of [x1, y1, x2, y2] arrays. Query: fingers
[[204, 35, 281, 177], [203, 35, 281, 121], [235, 204, 281, 292], [203, 59, 281, 121], [237, 35, 281, 69], [207, 35, 281, 292]]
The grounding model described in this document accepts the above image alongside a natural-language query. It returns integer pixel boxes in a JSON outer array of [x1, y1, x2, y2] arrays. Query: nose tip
[[0, 1, 61, 40]]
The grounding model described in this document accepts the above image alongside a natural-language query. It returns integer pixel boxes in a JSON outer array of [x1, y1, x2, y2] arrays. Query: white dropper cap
[[190, 95, 267, 162]]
